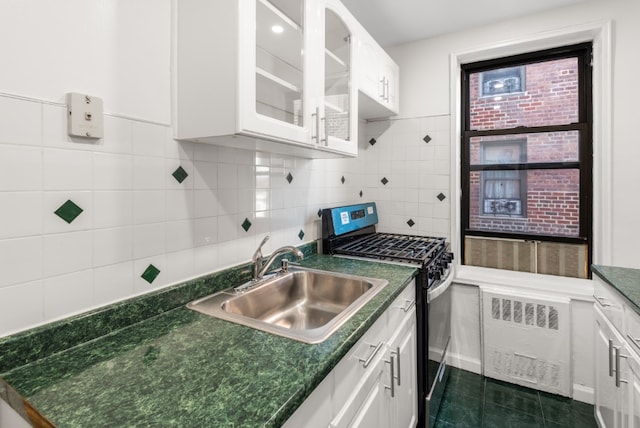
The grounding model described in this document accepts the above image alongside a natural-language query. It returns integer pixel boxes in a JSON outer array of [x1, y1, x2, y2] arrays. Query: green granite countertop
[[593, 264, 640, 315], [0, 252, 416, 427]]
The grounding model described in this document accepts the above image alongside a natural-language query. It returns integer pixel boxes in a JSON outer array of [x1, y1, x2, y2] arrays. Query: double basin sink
[[187, 266, 388, 344]]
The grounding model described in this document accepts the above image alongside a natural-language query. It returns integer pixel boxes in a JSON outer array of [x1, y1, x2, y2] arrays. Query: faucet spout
[[252, 235, 270, 281], [254, 245, 304, 280]]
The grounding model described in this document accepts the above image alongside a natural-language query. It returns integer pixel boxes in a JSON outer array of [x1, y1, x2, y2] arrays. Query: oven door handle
[[427, 267, 454, 303]]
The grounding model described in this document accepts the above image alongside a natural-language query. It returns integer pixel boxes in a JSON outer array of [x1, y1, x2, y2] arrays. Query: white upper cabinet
[[354, 26, 400, 119], [173, 0, 358, 157]]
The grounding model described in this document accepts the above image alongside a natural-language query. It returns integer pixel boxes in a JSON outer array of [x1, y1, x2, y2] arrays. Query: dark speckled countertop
[[0, 250, 416, 427], [593, 264, 640, 316]]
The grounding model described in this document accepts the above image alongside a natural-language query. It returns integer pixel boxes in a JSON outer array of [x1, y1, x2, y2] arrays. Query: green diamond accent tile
[[172, 166, 189, 184], [317, 209, 323, 218], [141, 264, 161, 284], [341, 176, 346, 184], [54, 199, 84, 224], [381, 177, 389, 185], [298, 230, 304, 240], [286, 172, 293, 184], [241, 218, 252, 232]]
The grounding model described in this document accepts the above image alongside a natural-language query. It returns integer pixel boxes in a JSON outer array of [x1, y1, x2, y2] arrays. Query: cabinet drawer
[[332, 307, 388, 414], [594, 274, 626, 333], [387, 280, 416, 337]]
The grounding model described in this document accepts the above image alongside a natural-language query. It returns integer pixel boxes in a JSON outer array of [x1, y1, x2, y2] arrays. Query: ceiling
[[339, 0, 593, 47]]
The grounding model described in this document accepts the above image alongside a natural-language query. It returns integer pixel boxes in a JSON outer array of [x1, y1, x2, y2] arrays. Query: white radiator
[[481, 289, 571, 396]]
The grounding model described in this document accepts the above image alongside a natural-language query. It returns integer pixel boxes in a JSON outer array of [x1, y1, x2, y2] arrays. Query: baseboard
[[448, 352, 481, 375], [572, 384, 595, 404]]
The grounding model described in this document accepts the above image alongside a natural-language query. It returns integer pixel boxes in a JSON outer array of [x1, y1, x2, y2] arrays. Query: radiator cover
[[481, 289, 571, 396]]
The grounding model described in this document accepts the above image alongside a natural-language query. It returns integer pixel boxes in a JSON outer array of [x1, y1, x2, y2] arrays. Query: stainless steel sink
[[186, 266, 388, 343]]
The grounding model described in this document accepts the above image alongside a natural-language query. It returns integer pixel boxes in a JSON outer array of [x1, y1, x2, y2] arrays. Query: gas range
[[321, 202, 453, 288]]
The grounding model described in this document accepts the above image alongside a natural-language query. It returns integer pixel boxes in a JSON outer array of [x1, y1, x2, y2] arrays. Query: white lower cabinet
[[594, 273, 640, 428], [283, 280, 417, 428]]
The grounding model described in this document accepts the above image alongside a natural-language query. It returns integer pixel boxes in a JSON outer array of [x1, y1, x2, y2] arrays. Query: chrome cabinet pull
[[594, 295, 614, 308], [312, 106, 320, 142], [384, 79, 390, 102], [321, 116, 327, 145], [379, 77, 386, 100], [358, 342, 383, 368], [614, 346, 628, 388], [401, 299, 416, 313], [385, 355, 395, 397], [608, 339, 614, 377], [393, 346, 401, 386]]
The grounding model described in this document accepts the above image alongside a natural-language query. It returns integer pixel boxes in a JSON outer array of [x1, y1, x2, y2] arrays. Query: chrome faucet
[[252, 236, 304, 281]]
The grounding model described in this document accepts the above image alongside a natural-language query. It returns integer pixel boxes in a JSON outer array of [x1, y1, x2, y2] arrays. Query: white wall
[[0, 0, 171, 124]]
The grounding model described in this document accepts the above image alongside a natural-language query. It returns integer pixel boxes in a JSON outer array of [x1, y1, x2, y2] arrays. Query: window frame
[[460, 43, 593, 273]]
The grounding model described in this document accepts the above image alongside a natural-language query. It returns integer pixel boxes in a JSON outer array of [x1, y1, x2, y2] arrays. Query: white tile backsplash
[[0, 145, 43, 191], [0, 192, 43, 239], [43, 270, 93, 320], [43, 231, 93, 277], [0, 94, 452, 336]]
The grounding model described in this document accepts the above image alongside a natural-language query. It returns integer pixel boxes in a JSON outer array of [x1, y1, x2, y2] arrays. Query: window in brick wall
[[461, 43, 592, 279]]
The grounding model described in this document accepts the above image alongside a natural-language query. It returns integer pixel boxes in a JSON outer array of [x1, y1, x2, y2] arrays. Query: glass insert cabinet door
[[255, 0, 304, 127], [324, 8, 351, 142]]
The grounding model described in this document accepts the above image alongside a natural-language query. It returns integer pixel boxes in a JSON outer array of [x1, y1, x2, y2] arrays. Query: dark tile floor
[[433, 367, 597, 428]]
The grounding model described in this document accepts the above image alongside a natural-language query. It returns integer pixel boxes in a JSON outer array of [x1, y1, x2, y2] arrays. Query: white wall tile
[[43, 148, 93, 190], [0, 145, 42, 191], [132, 121, 167, 157], [194, 244, 218, 276], [43, 270, 93, 321], [194, 189, 218, 218], [93, 226, 133, 267], [93, 261, 134, 306], [133, 223, 165, 259], [218, 163, 238, 189], [193, 143, 218, 162], [43, 231, 92, 277], [194, 217, 218, 247], [133, 190, 166, 224], [133, 156, 166, 190], [0, 237, 43, 287], [193, 161, 218, 189], [0, 281, 43, 335], [165, 137, 194, 160], [166, 220, 194, 253], [217, 188, 238, 216], [0, 96, 41, 146], [93, 191, 133, 229], [44, 191, 92, 233], [93, 152, 133, 190], [216, 240, 239, 269], [0, 192, 43, 239], [164, 249, 194, 285], [98, 115, 133, 154], [217, 214, 239, 243], [166, 189, 193, 221]]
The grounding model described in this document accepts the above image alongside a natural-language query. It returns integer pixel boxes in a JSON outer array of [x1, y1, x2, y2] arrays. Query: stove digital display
[[351, 209, 366, 220]]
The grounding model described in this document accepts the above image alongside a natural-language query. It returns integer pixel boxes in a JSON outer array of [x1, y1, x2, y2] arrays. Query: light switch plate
[[67, 92, 103, 138]]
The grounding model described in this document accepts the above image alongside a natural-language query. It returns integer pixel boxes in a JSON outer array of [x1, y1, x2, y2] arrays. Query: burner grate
[[333, 233, 446, 265]]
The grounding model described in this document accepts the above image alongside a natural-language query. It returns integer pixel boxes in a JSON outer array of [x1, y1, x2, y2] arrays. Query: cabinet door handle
[[379, 77, 386, 100], [628, 334, 640, 353], [401, 299, 416, 313], [594, 295, 614, 307], [392, 346, 401, 386], [384, 79, 390, 102], [358, 342, 384, 368], [608, 339, 614, 377], [321, 116, 327, 145], [385, 355, 395, 398], [312, 106, 320, 142], [614, 346, 628, 388]]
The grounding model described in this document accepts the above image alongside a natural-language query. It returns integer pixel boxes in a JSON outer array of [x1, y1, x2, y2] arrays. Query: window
[[461, 43, 592, 278]]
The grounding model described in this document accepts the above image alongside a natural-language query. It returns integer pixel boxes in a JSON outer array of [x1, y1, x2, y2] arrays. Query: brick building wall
[[467, 58, 581, 238]]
